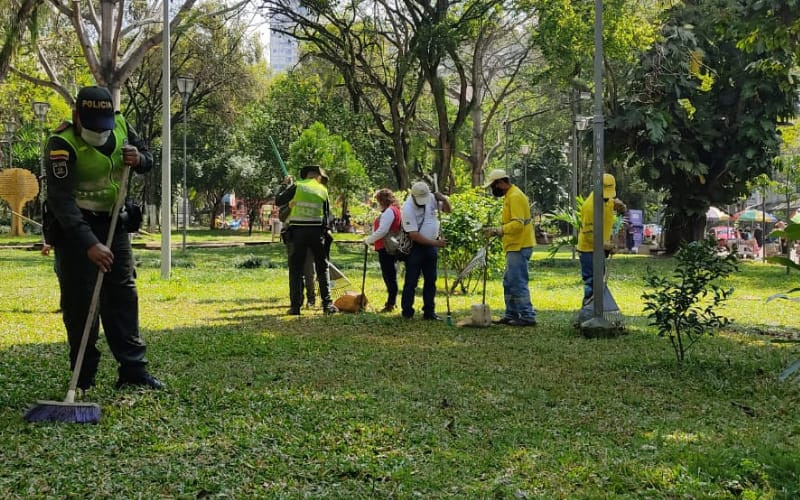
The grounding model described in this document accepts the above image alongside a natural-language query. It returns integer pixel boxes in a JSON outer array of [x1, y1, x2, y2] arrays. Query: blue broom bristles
[[23, 400, 101, 424]]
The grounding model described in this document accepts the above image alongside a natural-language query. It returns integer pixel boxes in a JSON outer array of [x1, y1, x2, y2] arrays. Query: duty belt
[[80, 208, 112, 220]]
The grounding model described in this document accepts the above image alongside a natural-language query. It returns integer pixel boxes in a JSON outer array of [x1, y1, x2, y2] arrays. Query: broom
[[358, 242, 369, 312], [443, 248, 453, 326], [24, 163, 132, 424], [433, 174, 453, 326]]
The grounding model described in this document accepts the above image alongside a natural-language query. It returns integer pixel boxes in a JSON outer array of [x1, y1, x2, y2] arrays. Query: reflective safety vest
[[288, 178, 327, 226], [56, 114, 128, 212]]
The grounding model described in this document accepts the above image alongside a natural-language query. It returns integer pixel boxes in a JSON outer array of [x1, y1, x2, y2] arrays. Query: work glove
[[483, 227, 503, 238], [603, 242, 616, 254]]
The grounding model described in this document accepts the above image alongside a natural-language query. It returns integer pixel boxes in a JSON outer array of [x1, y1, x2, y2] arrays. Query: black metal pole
[[591, 0, 606, 319], [182, 98, 188, 251]]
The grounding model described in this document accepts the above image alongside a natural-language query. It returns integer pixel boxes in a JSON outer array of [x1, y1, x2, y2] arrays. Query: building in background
[[267, 3, 300, 73]]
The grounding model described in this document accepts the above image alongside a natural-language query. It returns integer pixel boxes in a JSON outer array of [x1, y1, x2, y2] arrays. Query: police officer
[[44, 86, 163, 390], [275, 165, 337, 315]]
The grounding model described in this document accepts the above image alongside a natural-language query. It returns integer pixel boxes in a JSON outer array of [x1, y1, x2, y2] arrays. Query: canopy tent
[[732, 209, 777, 223], [706, 206, 730, 222]]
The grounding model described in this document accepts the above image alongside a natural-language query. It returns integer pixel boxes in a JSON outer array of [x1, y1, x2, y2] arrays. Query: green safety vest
[[56, 114, 128, 212], [288, 178, 327, 225]]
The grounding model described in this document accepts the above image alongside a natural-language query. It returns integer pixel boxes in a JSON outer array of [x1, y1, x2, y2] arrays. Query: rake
[[575, 252, 625, 333], [326, 259, 353, 299]]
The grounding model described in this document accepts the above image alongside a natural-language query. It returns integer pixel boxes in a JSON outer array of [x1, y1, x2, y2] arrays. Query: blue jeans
[[579, 251, 594, 303], [503, 247, 536, 321], [401, 244, 438, 318]]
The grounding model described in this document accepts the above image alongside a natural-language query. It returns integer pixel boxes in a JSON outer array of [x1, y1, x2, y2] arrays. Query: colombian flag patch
[[50, 149, 70, 161]]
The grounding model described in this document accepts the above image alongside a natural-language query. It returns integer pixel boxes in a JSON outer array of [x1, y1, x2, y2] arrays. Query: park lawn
[[1, 241, 799, 497]]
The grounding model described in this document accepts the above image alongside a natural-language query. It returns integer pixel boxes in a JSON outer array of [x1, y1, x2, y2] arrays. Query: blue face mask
[[81, 128, 111, 146]]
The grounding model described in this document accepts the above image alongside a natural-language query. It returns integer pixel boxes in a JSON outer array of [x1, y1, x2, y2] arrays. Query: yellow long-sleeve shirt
[[501, 185, 535, 252], [577, 192, 615, 252]]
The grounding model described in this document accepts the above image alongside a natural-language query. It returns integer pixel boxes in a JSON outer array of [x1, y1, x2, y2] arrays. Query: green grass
[[1, 242, 799, 497]]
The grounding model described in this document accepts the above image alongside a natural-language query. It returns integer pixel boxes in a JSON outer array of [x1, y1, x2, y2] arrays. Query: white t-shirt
[[401, 196, 440, 241]]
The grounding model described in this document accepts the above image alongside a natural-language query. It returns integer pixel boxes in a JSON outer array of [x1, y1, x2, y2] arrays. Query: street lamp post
[[520, 144, 531, 195], [32, 102, 50, 218], [504, 121, 512, 177], [176, 75, 195, 252], [3, 120, 17, 168], [589, 0, 607, 325], [572, 114, 591, 259]]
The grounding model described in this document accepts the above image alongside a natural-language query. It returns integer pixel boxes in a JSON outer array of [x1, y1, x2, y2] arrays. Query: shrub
[[543, 195, 585, 258], [766, 222, 800, 302], [234, 254, 271, 269], [439, 188, 502, 293], [642, 238, 738, 363]]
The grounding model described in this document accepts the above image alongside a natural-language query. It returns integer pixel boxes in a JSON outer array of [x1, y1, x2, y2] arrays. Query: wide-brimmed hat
[[410, 181, 432, 205], [76, 86, 115, 132], [482, 169, 510, 188], [603, 173, 616, 199], [300, 164, 327, 180]]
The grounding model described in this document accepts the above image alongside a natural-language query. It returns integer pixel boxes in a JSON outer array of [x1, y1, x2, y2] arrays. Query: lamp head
[[176, 75, 196, 98], [32, 101, 50, 120]]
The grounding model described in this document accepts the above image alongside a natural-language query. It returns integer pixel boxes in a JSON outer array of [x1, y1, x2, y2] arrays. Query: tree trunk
[[340, 196, 349, 221], [663, 210, 707, 253], [426, 68, 453, 192], [0, 0, 44, 82], [470, 103, 484, 187], [391, 132, 409, 190], [210, 199, 221, 229]]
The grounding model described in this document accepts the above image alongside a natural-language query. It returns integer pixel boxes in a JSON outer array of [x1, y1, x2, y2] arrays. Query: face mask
[[491, 186, 505, 198], [81, 128, 111, 146]]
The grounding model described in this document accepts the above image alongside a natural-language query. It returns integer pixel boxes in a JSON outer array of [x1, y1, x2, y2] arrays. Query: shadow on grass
[[2, 308, 798, 496]]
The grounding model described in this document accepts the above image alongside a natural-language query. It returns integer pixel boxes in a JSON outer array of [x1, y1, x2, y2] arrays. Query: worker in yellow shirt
[[577, 173, 626, 305], [483, 169, 537, 327]]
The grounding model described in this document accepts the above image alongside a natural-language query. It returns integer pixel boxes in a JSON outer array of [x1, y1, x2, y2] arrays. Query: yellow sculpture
[[0, 168, 40, 236]]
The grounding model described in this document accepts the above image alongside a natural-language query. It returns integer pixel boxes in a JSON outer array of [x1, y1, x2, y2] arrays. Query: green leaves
[[608, 0, 798, 247], [766, 222, 800, 302], [439, 188, 502, 292], [642, 238, 738, 363], [288, 121, 368, 216]]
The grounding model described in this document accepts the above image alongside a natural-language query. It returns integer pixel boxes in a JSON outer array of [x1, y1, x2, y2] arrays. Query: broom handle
[[433, 174, 451, 315], [482, 213, 491, 305], [482, 242, 488, 305], [65, 164, 131, 403], [360, 242, 368, 308], [443, 248, 451, 313]]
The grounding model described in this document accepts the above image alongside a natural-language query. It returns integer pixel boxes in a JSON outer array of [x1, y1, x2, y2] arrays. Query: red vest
[[373, 205, 401, 251]]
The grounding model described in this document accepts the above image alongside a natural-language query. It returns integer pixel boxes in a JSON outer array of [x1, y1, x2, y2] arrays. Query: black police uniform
[[44, 115, 154, 389], [275, 177, 334, 314]]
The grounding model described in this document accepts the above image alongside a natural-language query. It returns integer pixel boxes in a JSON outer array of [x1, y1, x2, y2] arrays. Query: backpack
[[383, 228, 413, 257], [378, 206, 411, 257]]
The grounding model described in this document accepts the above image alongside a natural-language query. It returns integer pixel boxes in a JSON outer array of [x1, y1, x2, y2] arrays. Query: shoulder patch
[[51, 160, 68, 179], [54, 121, 72, 133]]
